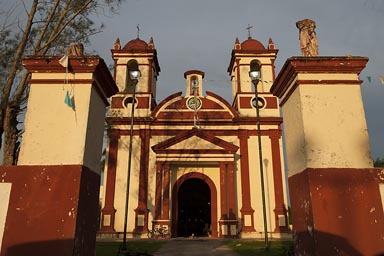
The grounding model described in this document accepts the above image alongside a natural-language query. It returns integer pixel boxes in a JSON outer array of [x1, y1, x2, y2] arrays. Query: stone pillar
[[271, 56, 384, 256], [268, 129, 288, 232], [100, 129, 120, 233], [161, 162, 171, 228], [133, 129, 150, 234], [153, 161, 170, 234], [237, 130, 255, 232], [0, 56, 117, 256], [154, 161, 163, 221], [219, 161, 238, 237]]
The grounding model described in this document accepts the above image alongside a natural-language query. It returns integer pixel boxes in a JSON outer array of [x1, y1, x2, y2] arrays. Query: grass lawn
[[96, 239, 294, 256], [225, 240, 294, 256], [96, 240, 165, 256]]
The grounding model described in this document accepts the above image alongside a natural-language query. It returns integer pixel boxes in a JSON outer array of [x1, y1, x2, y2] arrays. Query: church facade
[[99, 35, 289, 238]]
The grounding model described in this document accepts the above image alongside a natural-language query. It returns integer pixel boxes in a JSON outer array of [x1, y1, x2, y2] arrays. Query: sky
[[90, 0, 384, 159], [1, 0, 383, 161]]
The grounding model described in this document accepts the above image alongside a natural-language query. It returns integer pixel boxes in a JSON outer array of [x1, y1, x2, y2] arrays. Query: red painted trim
[[219, 161, 236, 220], [22, 56, 118, 98], [154, 162, 163, 220], [147, 59, 153, 92], [162, 162, 171, 220], [100, 130, 120, 233], [238, 130, 255, 232], [220, 163, 227, 220], [271, 56, 368, 98], [0, 165, 100, 256], [206, 91, 239, 118], [154, 149, 237, 155], [113, 128, 283, 140], [289, 168, 384, 256], [239, 96, 252, 109], [113, 58, 117, 80], [268, 131, 288, 232], [271, 58, 276, 81], [171, 172, 218, 238], [152, 128, 239, 154], [134, 129, 150, 233], [227, 162, 236, 219], [236, 59, 241, 93], [227, 50, 278, 73], [28, 79, 94, 84], [151, 92, 183, 117], [184, 70, 205, 78]]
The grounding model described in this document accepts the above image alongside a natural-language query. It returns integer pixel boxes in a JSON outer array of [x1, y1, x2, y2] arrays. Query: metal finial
[[246, 24, 253, 38], [137, 24, 140, 39]]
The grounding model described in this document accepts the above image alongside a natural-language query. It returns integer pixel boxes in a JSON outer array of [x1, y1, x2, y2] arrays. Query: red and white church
[[99, 35, 289, 238]]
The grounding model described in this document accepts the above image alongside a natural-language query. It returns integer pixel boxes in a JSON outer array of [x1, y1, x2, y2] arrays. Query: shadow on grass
[[225, 240, 294, 256], [96, 241, 166, 256]]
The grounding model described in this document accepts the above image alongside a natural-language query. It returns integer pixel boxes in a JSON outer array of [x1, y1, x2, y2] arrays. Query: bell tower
[[110, 37, 160, 117], [227, 36, 278, 117]]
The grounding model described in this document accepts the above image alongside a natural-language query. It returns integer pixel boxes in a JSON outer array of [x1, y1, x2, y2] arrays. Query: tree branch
[[37, 0, 93, 53]]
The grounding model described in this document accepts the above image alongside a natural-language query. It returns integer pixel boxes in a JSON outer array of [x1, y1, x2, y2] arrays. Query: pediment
[[152, 128, 238, 154]]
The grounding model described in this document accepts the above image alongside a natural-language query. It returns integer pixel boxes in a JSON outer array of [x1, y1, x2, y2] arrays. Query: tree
[[374, 157, 384, 167], [0, 0, 123, 165]]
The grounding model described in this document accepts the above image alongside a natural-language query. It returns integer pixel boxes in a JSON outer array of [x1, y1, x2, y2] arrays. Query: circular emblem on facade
[[186, 97, 202, 110], [123, 96, 137, 108], [251, 97, 266, 109]]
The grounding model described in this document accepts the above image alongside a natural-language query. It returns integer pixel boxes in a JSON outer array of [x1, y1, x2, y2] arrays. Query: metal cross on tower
[[246, 24, 254, 38], [136, 24, 140, 39]]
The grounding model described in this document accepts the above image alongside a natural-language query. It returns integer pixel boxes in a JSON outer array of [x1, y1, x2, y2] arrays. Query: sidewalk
[[153, 238, 240, 256]]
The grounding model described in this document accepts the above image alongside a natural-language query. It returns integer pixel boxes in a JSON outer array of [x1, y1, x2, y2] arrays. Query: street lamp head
[[129, 70, 141, 80], [249, 70, 261, 81]]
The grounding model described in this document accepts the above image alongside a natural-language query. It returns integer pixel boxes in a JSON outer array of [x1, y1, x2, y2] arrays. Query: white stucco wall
[[283, 82, 373, 177], [17, 72, 107, 173]]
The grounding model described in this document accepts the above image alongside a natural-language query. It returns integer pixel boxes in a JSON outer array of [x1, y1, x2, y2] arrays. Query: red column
[[238, 130, 255, 232], [269, 130, 288, 232], [100, 129, 120, 233], [227, 161, 236, 219], [219, 161, 238, 237], [219, 162, 228, 220], [219, 161, 236, 219], [162, 162, 171, 221], [134, 129, 150, 233], [154, 161, 163, 221]]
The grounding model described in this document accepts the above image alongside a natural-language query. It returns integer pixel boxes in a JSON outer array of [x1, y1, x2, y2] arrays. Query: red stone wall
[[289, 168, 384, 256], [0, 165, 100, 256]]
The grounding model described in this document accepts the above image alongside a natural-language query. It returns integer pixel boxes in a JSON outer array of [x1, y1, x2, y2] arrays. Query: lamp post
[[249, 70, 269, 250], [120, 69, 141, 253]]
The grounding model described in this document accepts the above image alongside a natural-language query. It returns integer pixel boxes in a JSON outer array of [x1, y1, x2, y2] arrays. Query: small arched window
[[124, 60, 140, 93], [250, 60, 261, 75], [190, 76, 199, 96]]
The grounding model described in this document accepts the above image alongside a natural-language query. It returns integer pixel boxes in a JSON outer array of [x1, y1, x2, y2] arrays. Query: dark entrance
[[177, 178, 211, 237]]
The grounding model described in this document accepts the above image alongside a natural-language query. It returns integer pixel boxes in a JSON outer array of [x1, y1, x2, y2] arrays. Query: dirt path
[[153, 238, 240, 256]]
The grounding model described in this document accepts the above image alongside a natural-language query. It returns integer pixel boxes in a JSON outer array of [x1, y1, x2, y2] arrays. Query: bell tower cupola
[[227, 36, 278, 117], [184, 70, 204, 97], [110, 36, 160, 117]]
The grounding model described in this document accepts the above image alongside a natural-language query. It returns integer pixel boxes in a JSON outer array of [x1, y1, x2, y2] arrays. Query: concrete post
[[0, 55, 118, 256], [271, 56, 384, 256]]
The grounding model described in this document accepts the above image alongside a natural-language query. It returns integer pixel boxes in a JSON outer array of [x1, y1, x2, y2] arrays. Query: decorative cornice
[[22, 56, 118, 98], [271, 56, 369, 99], [152, 127, 239, 154]]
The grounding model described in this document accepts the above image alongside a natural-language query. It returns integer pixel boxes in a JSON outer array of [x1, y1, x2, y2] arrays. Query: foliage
[[0, 0, 123, 165], [373, 157, 384, 167], [224, 240, 294, 256], [96, 241, 165, 256]]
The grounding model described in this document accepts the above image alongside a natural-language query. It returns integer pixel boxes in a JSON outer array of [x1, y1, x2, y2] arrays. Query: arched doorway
[[171, 172, 218, 238], [177, 178, 211, 237]]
